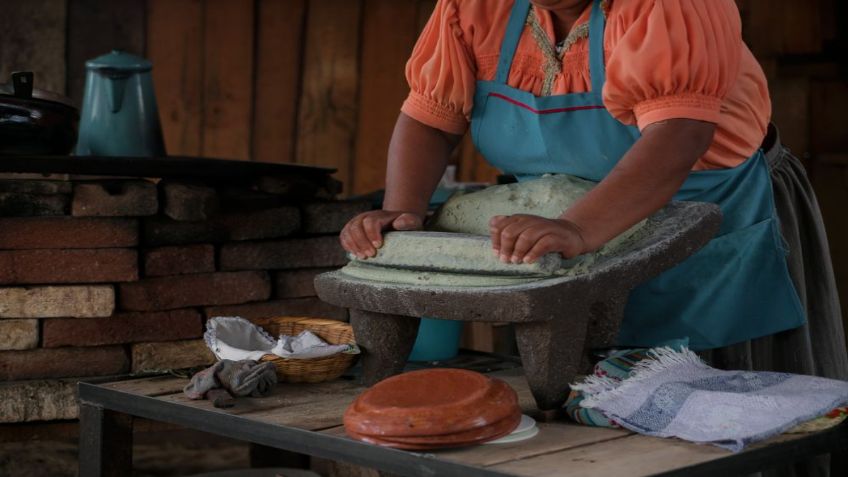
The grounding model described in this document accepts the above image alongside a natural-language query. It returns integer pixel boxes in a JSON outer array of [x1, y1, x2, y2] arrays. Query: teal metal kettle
[[75, 50, 166, 157]]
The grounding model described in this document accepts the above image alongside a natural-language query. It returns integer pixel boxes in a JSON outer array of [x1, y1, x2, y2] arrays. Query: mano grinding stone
[[340, 174, 644, 286], [351, 231, 563, 276], [338, 262, 540, 287]]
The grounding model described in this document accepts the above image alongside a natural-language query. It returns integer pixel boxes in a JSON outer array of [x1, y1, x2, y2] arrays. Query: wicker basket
[[253, 316, 358, 383]]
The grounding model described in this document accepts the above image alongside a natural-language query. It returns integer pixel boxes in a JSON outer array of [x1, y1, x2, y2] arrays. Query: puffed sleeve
[[400, 0, 477, 135], [603, 0, 743, 130]]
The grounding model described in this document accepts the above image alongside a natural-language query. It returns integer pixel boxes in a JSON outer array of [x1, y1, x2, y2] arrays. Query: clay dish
[[344, 369, 519, 438], [367, 408, 521, 445], [346, 410, 520, 450], [346, 379, 517, 438]]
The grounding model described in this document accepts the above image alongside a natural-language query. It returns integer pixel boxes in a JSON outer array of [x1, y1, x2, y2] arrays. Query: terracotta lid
[[344, 368, 519, 438], [347, 410, 521, 450]]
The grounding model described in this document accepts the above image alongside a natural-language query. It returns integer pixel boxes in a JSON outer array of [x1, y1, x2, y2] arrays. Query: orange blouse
[[400, 0, 772, 170]]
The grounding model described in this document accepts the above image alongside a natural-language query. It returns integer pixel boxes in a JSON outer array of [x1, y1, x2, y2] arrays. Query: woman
[[341, 0, 846, 385]]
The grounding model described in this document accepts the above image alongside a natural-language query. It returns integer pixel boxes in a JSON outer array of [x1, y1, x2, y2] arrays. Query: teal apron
[[470, 0, 805, 351]]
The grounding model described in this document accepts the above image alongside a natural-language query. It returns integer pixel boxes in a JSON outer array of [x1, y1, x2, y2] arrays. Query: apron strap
[[495, 0, 532, 84], [588, 0, 606, 95]]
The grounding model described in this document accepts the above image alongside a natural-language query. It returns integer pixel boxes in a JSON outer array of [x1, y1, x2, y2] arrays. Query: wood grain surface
[[147, 0, 204, 156], [0, 0, 67, 95], [66, 0, 146, 103], [295, 0, 364, 186], [100, 370, 828, 477], [202, 0, 255, 161], [252, 0, 308, 164], [352, 0, 420, 194]]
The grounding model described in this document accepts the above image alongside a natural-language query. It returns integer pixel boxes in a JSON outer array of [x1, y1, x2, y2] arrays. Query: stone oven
[[0, 156, 369, 424]]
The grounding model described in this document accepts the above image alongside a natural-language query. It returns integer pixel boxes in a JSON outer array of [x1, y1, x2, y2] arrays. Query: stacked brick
[[0, 175, 370, 423]]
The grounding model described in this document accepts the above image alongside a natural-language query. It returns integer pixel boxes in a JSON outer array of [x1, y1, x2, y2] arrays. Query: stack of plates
[[344, 369, 523, 450], [483, 414, 539, 444]]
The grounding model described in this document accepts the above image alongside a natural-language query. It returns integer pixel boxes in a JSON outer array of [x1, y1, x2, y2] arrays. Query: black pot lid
[[0, 72, 77, 109]]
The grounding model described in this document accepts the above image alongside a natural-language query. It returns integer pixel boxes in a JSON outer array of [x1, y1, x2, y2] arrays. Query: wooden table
[[78, 359, 848, 477]]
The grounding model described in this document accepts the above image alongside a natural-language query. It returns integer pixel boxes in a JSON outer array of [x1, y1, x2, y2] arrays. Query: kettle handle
[[11, 72, 34, 99], [106, 76, 127, 113]]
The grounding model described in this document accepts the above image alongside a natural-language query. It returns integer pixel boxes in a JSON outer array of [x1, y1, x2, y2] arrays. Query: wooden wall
[[0, 0, 495, 195], [7, 1, 842, 194], [2, 0, 847, 345]]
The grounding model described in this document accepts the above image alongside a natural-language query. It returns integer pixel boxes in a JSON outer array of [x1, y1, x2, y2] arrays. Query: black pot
[[0, 72, 79, 156]]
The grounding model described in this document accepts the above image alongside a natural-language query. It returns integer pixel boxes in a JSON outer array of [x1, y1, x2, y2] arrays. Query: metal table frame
[[78, 381, 848, 477]]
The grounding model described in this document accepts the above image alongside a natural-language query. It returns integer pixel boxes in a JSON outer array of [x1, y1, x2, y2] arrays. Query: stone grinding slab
[[316, 201, 724, 410], [319, 202, 723, 316]]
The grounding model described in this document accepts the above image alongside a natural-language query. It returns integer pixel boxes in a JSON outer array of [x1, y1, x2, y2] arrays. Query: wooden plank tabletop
[[85, 367, 847, 477]]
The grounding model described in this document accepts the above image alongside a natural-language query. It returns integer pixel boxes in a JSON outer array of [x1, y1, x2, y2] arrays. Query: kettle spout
[[106, 76, 128, 113]]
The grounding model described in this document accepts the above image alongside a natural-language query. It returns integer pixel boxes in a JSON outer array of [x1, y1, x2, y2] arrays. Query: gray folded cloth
[[184, 359, 277, 406]]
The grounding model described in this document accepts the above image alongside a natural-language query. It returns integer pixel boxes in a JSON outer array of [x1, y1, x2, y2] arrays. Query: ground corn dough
[[341, 175, 646, 287], [429, 174, 595, 234]]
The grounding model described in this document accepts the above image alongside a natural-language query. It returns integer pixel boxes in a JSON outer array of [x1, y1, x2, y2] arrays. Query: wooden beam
[[811, 80, 848, 154], [351, 0, 420, 195], [0, 0, 67, 95], [252, 0, 307, 164], [202, 0, 256, 161], [147, 0, 204, 156], [66, 0, 146, 104], [296, 0, 364, 191], [780, 0, 823, 55]]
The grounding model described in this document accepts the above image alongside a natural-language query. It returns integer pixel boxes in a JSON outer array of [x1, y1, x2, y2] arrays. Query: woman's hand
[[339, 113, 460, 259], [340, 210, 424, 259], [489, 214, 588, 264]]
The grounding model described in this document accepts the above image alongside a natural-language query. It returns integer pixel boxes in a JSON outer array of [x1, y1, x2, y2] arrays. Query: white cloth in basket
[[204, 316, 356, 362]]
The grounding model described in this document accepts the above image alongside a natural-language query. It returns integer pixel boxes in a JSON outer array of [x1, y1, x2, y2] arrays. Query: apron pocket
[[648, 217, 780, 292], [621, 215, 805, 350]]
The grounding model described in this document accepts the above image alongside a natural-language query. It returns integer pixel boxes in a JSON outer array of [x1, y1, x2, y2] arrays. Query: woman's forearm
[[562, 119, 717, 251], [340, 113, 461, 258], [383, 113, 462, 216]]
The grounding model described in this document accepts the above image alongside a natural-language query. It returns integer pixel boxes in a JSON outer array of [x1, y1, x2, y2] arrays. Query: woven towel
[[565, 348, 651, 427], [565, 339, 690, 427], [572, 347, 848, 451]]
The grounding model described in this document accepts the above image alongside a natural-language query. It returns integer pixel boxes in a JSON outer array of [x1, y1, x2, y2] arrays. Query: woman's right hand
[[340, 210, 424, 259]]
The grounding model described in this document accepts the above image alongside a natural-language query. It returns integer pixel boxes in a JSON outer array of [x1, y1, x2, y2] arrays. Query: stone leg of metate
[[514, 311, 589, 411], [349, 309, 421, 386], [580, 290, 633, 372]]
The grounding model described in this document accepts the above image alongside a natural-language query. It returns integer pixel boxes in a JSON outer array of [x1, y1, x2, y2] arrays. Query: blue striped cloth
[[565, 348, 648, 427], [571, 347, 848, 451]]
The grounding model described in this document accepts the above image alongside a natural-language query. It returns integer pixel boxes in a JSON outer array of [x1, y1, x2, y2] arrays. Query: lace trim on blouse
[[526, 0, 610, 96]]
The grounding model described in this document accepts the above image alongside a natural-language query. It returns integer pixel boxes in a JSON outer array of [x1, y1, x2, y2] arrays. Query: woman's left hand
[[489, 214, 588, 264]]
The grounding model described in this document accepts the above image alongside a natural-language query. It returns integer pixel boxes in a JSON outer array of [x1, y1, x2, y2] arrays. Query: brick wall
[[0, 173, 369, 423]]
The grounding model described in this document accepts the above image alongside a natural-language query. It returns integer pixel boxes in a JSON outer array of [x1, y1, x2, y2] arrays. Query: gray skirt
[[702, 125, 848, 377], [701, 125, 848, 477]]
